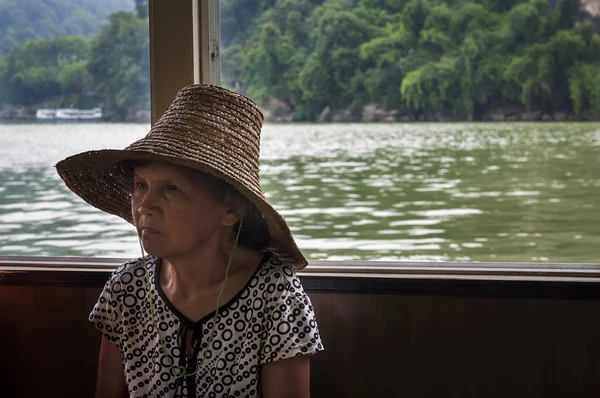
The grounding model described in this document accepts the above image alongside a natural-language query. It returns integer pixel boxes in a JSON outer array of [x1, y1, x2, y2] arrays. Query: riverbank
[[0, 105, 151, 123], [263, 101, 600, 123], [3, 102, 599, 124]]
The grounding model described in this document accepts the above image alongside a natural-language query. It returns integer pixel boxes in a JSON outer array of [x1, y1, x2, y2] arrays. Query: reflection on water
[[1, 122, 599, 263]]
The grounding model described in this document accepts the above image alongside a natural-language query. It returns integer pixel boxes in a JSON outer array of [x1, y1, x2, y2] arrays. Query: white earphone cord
[[139, 216, 244, 378]]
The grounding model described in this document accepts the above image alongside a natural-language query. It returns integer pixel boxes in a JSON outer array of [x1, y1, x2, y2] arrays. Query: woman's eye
[[133, 181, 146, 189], [166, 184, 178, 192]]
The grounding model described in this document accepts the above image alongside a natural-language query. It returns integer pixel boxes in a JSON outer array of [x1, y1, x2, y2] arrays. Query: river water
[[1, 122, 599, 263]]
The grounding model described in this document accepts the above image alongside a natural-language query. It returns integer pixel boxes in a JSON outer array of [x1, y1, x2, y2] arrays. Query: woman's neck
[[160, 244, 261, 299]]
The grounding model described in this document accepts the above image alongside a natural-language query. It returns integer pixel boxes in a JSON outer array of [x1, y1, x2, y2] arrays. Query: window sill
[[1, 256, 599, 299]]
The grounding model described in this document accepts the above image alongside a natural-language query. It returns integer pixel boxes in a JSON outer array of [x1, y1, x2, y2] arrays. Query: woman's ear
[[220, 193, 243, 227], [221, 208, 241, 227]]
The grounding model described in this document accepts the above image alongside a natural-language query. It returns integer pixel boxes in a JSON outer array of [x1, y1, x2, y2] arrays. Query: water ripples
[[1, 122, 599, 263]]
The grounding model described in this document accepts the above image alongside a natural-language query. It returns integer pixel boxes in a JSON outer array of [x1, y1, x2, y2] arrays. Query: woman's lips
[[141, 227, 160, 234]]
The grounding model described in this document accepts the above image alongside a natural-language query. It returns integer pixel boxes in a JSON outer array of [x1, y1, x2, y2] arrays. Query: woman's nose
[[135, 190, 158, 215]]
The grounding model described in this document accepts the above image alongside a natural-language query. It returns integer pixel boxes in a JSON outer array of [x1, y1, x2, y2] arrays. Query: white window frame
[[197, 0, 220, 85]]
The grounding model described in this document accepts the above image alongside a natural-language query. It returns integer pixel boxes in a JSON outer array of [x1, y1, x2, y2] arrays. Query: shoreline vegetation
[[1, 0, 599, 123]]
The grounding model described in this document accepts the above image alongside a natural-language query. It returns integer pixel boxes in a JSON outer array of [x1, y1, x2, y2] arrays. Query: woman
[[56, 84, 323, 398]]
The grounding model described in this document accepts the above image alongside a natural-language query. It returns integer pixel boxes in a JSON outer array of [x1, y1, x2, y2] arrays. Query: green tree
[[134, 0, 148, 19], [87, 11, 149, 120], [0, 0, 133, 56], [360, 18, 413, 110], [0, 35, 91, 106], [552, 0, 580, 30], [569, 62, 600, 115], [505, 29, 587, 115], [567, 23, 600, 115], [298, 2, 374, 118], [236, 1, 315, 112], [402, 0, 429, 39]]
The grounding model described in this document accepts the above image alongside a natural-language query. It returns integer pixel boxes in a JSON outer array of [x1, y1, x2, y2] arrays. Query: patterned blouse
[[89, 253, 323, 397]]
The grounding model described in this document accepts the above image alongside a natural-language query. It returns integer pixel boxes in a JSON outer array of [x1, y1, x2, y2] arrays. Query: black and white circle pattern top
[[89, 253, 323, 398]]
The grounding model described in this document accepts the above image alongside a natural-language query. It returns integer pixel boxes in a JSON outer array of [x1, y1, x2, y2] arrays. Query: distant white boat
[[36, 108, 103, 121], [35, 109, 57, 120]]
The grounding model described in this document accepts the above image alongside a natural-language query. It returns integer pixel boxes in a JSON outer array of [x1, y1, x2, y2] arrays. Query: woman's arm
[[261, 355, 311, 398], [95, 336, 128, 398]]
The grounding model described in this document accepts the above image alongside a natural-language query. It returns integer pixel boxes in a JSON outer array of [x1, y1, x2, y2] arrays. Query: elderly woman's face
[[130, 161, 236, 258]]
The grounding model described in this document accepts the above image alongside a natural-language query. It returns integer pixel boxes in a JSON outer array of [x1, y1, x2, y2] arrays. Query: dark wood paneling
[[309, 293, 600, 398], [303, 275, 600, 299], [0, 284, 102, 397], [1, 269, 599, 397]]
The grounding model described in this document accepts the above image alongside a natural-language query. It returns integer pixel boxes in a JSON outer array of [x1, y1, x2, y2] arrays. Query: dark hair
[[199, 172, 271, 251], [123, 160, 270, 251]]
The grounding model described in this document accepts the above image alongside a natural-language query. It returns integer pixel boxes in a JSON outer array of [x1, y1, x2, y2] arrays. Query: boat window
[[219, 0, 600, 264], [0, 0, 150, 258], [2, 1, 599, 269]]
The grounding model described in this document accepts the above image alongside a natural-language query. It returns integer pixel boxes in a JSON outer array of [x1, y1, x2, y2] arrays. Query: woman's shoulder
[[256, 254, 298, 279], [252, 253, 305, 296], [106, 255, 156, 287], [96, 256, 156, 308]]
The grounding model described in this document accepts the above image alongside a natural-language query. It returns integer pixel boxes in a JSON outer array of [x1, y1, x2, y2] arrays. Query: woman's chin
[[140, 236, 168, 257]]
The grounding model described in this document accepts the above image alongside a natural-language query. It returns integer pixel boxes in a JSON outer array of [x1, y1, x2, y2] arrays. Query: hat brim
[[55, 149, 307, 270]]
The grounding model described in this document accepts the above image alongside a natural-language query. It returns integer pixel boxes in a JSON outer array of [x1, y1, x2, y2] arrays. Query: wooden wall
[[0, 284, 102, 397], [311, 292, 600, 398], [1, 269, 599, 398]]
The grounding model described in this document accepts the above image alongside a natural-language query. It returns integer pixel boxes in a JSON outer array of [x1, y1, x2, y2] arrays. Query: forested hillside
[[0, 0, 599, 121], [0, 0, 148, 121], [0, 0, 133, 56], [222, 0, 600, 121]]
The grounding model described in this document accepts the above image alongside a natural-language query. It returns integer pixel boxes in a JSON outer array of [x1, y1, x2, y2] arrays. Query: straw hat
[[55, 84, 307, 270]]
